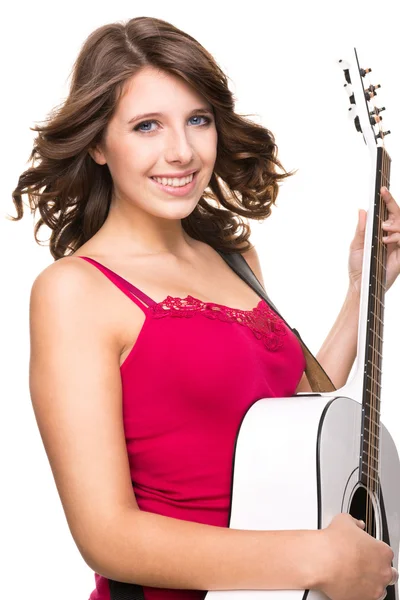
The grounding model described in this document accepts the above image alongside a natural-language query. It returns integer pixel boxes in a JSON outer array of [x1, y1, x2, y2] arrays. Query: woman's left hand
[[348, 186, 400, 294]]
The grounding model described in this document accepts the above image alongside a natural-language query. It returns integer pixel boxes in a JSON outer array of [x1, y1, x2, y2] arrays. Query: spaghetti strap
[[77, 256, 156, 313]]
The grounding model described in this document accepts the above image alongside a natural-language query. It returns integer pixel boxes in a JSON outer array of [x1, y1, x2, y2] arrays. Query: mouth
[[149, 171, 199, 196]]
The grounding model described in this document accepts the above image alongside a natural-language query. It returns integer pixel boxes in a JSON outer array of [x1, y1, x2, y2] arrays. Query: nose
[[164, 126, 195, 164]]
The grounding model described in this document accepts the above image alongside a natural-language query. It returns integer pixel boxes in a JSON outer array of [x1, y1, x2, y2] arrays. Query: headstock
[[338, 48, 390, 153]]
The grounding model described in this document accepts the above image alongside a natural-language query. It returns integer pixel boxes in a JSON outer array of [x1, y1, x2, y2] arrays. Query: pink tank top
[[78, 255, 306, 600]]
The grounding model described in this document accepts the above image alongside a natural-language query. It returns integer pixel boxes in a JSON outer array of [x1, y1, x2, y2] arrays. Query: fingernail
[[383, 220, 393, 226]]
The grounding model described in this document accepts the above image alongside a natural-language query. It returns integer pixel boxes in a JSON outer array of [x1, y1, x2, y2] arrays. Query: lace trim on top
[[149, 295, 287, 352]]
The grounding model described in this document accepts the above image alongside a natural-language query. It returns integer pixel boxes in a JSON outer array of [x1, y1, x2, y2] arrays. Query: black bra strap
[[108, 579, 145, 600]]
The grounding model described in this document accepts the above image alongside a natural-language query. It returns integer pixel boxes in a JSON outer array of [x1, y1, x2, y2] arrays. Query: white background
[[1, 1, 399, 598]]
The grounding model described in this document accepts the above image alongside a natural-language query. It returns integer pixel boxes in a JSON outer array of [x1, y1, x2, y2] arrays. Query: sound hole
[[349, 485, 377, 538]]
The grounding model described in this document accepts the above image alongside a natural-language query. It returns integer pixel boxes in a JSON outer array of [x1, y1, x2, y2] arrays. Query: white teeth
[[152, 172, 195, 187]]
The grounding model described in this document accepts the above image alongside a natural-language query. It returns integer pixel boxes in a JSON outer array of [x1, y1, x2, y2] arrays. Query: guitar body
[[206, 393, 400, 600]]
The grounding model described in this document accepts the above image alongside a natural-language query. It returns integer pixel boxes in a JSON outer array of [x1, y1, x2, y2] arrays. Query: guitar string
[[367, 153, 377, 533], [377, 145, 390, 532], [367, 143, 378, 536], [369, 142, 389, 537], [370, 145, 385, 535], [374, 147, 385, 534], [365, 77, 378, 536], [366, 138, 387, 536]]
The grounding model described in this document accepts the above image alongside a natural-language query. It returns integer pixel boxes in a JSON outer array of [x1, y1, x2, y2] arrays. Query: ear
[[88, 144, 107, 165]]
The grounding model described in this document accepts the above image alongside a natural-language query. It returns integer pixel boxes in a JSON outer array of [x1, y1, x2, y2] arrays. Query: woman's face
[[91, 65, 218, 220]]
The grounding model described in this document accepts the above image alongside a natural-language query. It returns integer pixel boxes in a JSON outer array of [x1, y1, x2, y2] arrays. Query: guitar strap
[[216, 249, 337, 394]]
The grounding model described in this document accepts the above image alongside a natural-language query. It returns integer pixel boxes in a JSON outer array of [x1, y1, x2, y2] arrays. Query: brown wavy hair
[[9, 16, 295, 260]]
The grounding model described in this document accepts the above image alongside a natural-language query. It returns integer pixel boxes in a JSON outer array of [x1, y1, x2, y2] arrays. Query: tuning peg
[[369, 107, 386, 116], [375, 130, 391, 140], [365, 84, 381, 101], [370, 115, 383, 126], [360, 67, 372, 77]]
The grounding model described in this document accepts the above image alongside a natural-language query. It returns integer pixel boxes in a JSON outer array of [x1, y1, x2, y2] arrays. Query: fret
[[365, 405, 380, 418], [367, 347, 383, 362], [379, 172, 391, 185], [371, 292, 385, 309], [367, 329, 384, 344], [368, 312, 384, 327], [368, 344, 383, 358], [365, 344, 383, 372], [367, 358, 382, 372], [362, 427, 380, 442], [371, 273, 386, 288], [374, 256, 387, 272], [362, 450, 379, 465], [360, 469, 379, 486], [365, 373, 382, 388], [363, 412, 381, 424], [361, 463, 380, 476], [365, 388, 381, 405]]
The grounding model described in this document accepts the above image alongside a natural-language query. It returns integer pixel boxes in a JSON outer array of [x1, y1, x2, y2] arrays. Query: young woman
[[11, 15, 400, 600]]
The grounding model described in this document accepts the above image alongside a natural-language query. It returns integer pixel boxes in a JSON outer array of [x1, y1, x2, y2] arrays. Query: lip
[[151, 169, 198, 178], [149, 170, 198, 197]]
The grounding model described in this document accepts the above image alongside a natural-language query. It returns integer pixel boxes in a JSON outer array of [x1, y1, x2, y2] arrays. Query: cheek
[[113, 142, 158, 179], [198, 129, 218, 164], [209, 127, 218, 156]]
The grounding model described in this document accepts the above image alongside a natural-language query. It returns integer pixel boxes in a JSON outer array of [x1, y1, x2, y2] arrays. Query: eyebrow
[[127, 107, 214, 125]]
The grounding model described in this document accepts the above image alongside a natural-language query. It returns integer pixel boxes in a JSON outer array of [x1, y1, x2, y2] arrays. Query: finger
[[381, 187, 400, 218], [359, 209, 367, 231], [382, 232, 400, 246], [350, 210, 367, 250], [354, 518, 365, 528], [382, 220, 399, 231], [389, 567, 399, 586]]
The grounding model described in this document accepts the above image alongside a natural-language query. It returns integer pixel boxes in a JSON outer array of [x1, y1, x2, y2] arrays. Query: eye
[[188, 115, 211, 126], [133, 114, 212, 133]]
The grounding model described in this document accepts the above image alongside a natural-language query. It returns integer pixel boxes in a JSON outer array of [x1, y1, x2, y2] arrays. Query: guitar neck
[[359, 146, 391, 489]]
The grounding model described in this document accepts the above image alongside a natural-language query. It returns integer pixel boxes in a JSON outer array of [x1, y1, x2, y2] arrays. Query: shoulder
[[239, 244, 266, 289], [30, 256, 98, 316], [29, 256, 122, 349]]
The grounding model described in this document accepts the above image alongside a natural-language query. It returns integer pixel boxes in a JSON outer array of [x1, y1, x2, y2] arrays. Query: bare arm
[[295, 287, 360, 393], [89, 509, 322, 590], [28, 256, 322, 591]]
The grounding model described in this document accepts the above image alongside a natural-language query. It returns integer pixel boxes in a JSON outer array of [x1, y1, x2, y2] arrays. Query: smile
[[149, 171, 198, 197]]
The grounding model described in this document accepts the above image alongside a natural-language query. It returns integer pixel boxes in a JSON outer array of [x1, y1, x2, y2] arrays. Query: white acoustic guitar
[[207, 48, 400, 600]]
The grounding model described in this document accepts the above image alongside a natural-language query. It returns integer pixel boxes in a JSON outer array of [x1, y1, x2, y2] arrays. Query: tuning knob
[[370, 115, 383, 125], [369, 107, 386, 116], [360, 67, 372, 77], [365, 84, 381, 101], [375, 130, 391, 140]]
